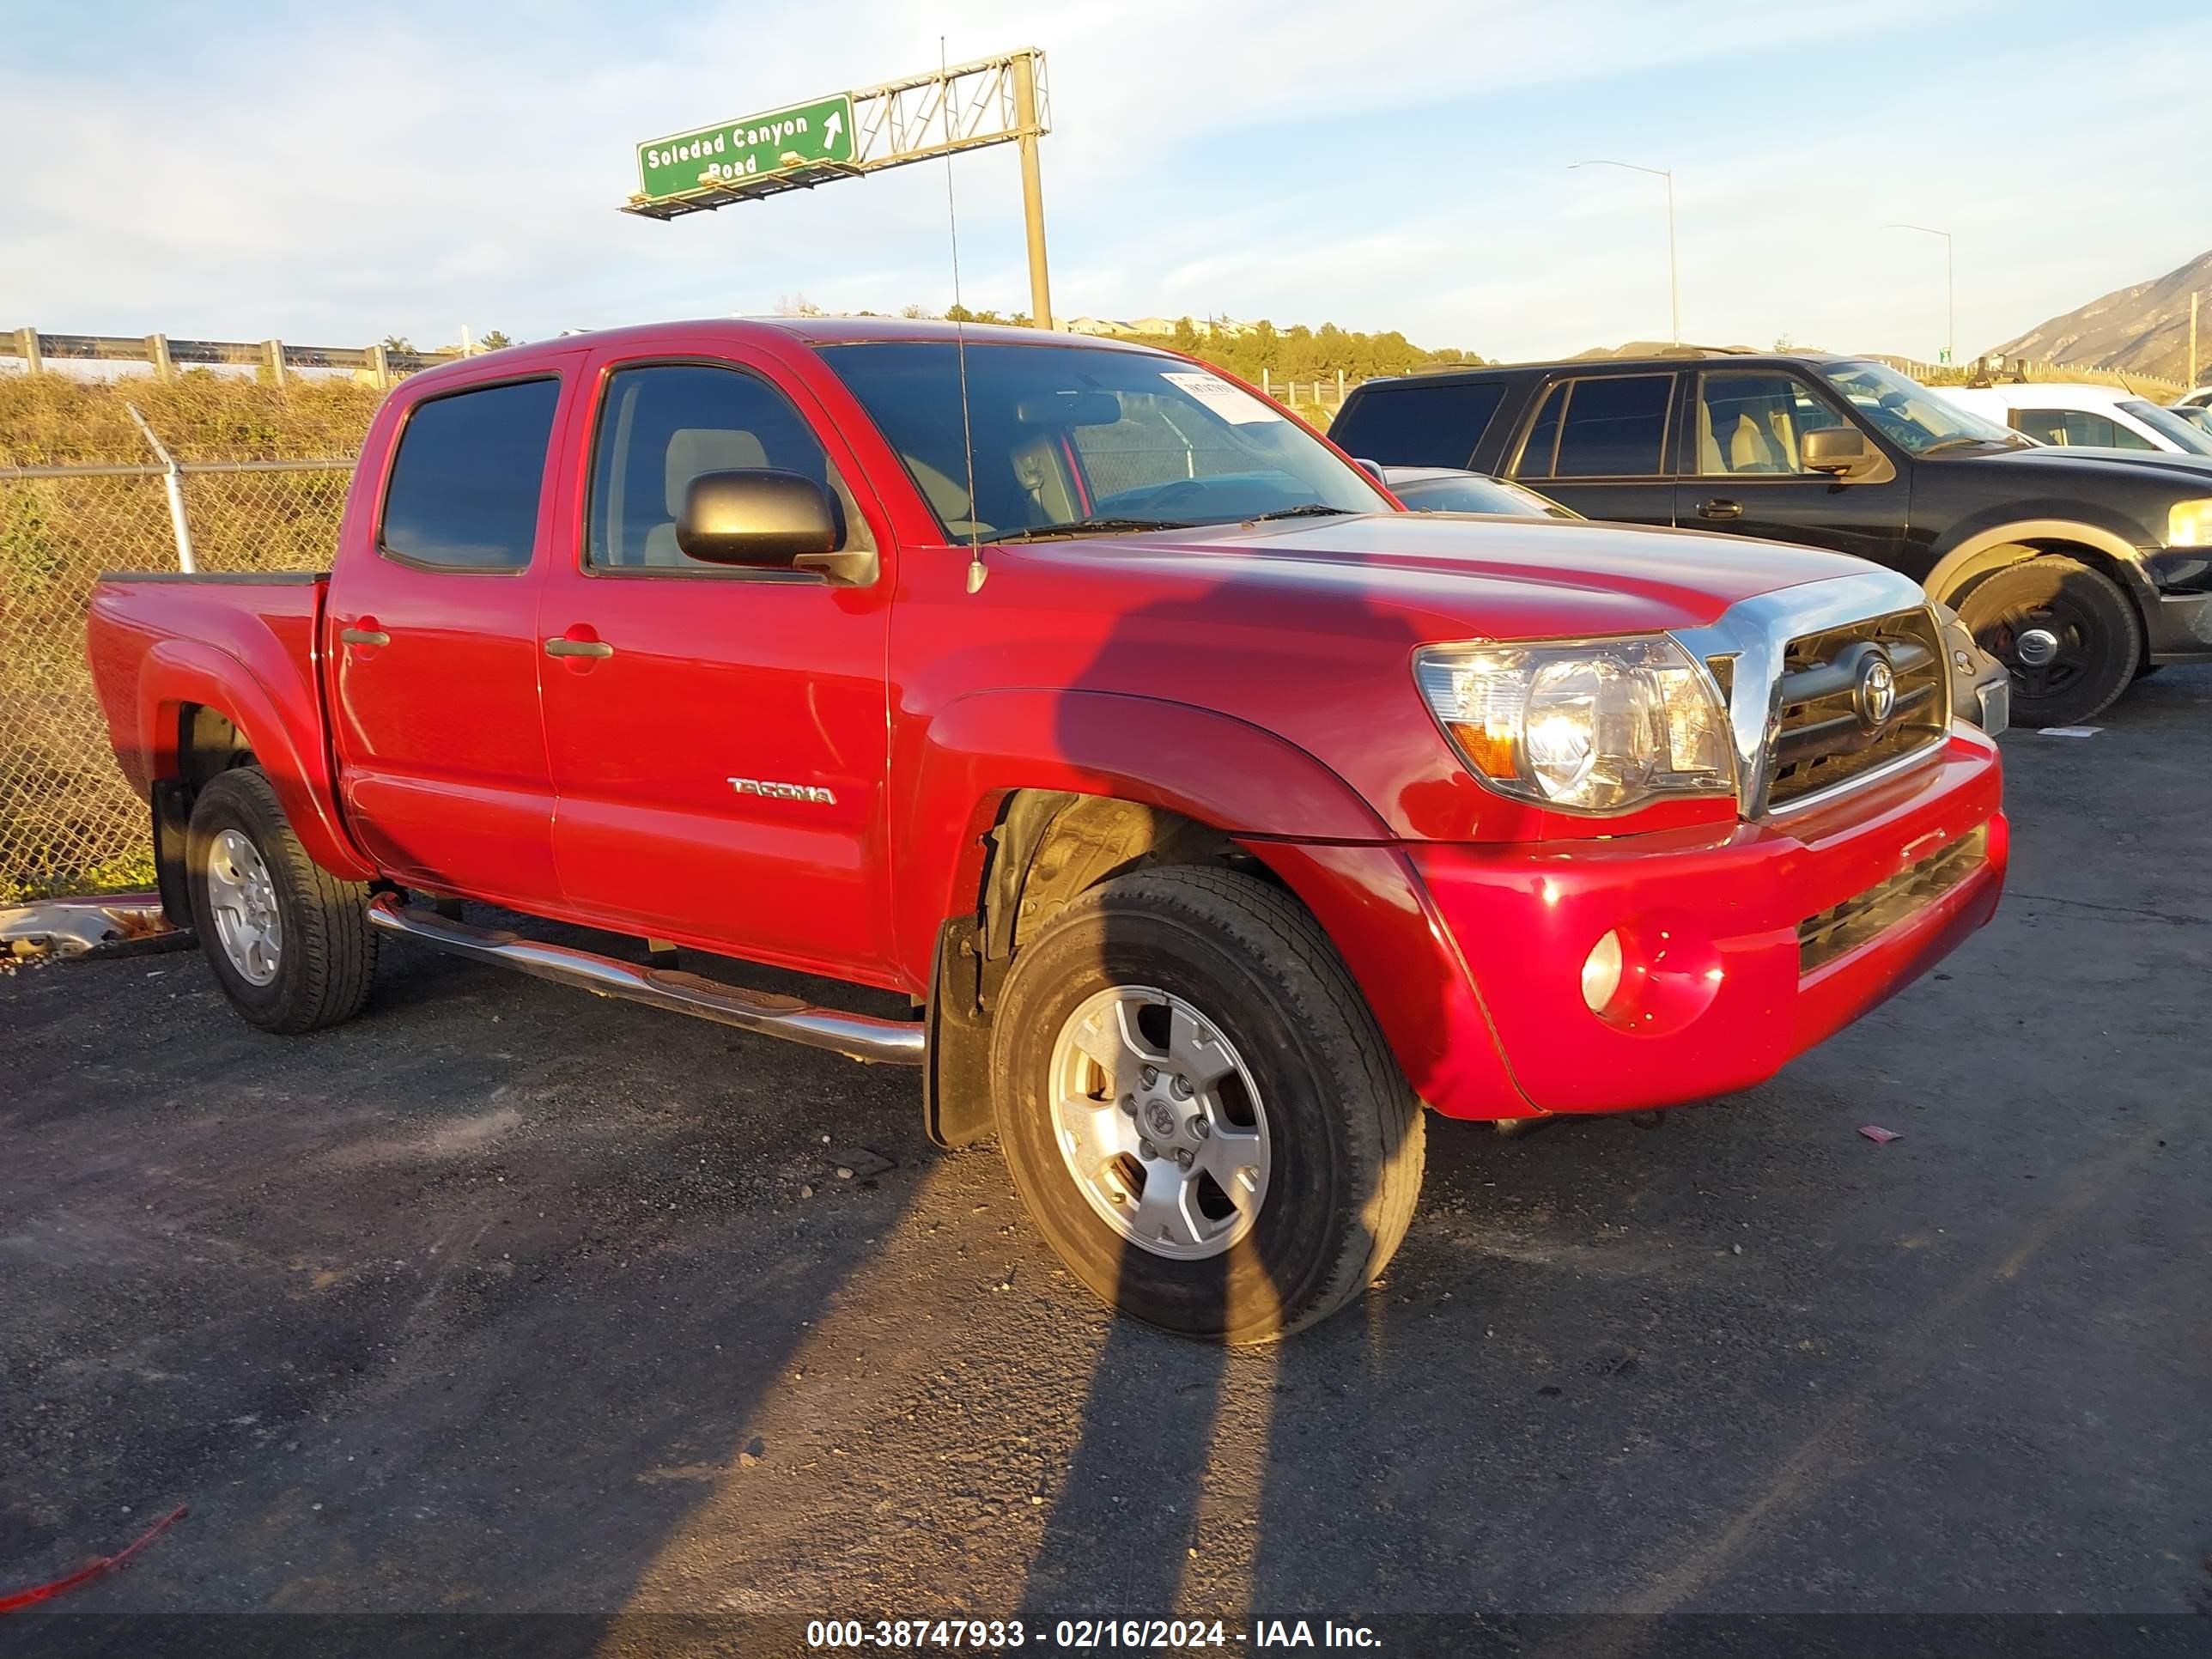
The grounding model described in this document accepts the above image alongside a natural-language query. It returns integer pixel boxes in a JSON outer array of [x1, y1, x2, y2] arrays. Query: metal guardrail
[[4, 328, 465, 385]]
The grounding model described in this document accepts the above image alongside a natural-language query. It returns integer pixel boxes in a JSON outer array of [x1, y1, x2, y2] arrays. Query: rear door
[[1673, 368, 1912, 562], [535, 337, 896, 980], [328, 363, 579, 908], [1502, 371, 1678, 527]]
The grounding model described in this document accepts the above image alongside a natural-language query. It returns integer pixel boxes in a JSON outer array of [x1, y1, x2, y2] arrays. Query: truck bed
[[86, 570, 330, 799]]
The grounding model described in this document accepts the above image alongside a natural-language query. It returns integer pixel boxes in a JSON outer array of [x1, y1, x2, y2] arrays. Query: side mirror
[[1801, 426, 1877, 478], [676, 470, 839, 569], [1352, 457, 1388, 483]]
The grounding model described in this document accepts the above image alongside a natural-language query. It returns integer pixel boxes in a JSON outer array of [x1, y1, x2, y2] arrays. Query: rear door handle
[[544, 636, 614, 659], [339, 627, 390, 647], [1698, 498, 1744, 520]]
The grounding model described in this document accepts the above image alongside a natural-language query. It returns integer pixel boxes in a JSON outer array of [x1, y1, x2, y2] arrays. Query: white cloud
[[3, 0, 2205, 364]]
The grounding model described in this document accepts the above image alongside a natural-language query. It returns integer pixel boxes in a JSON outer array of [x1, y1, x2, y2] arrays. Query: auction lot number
[[807, 1620, 1231, 1649]]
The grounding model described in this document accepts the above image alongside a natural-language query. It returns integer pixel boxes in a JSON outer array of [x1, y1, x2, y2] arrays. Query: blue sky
[[4, 0, 2208, 363]]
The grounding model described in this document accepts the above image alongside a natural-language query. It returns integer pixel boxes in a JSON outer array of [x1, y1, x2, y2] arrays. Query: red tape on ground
[[0, 1504, 187, 1614]]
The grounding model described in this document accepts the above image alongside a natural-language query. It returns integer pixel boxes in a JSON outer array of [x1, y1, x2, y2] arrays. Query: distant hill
[[1990, 248, 2212, 388]]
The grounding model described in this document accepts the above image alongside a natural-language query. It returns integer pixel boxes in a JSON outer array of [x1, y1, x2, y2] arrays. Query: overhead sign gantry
[[623, 47, 1055, 330]]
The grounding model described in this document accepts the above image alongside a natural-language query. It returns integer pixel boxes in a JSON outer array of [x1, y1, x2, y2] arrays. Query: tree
[[381, 335, 415, 355], [1171, 316, 1201, 351], [478, 330, 515, 351]]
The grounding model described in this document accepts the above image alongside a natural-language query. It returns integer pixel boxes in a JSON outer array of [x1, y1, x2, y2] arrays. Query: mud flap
[[924, 915, 994, 1150]]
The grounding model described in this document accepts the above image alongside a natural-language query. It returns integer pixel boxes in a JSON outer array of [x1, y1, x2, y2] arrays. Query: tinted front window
[[1330, 380, 1504, 468], [587, 363, 872, 570], [380, 379, 561, 570], [1519, 374, 1673, 478], [818, 342, 1383, 539]]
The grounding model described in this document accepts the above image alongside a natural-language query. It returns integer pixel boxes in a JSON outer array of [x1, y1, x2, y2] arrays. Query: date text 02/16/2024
[[804, 1618, 1382, 1648]]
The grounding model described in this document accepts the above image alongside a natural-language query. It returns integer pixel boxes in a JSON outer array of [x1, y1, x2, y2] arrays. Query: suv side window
[[587, 362, 874, 571], [1695, 371, 1851, 475], [2011, 408, 2152, 451], [1330, 380, 1505, 468], [1515, 374, 1673, 479], [380, 378, 562, 570]]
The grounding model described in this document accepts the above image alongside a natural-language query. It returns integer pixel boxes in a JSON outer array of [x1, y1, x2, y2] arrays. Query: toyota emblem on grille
[[1856, 650, 1898, 732]]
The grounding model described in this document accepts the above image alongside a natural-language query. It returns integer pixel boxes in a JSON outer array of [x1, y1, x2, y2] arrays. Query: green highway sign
[[636, 94, 857, 202]]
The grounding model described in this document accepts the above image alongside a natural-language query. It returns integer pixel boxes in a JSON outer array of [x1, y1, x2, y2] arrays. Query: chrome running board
[[366, 896, 925, 1066]]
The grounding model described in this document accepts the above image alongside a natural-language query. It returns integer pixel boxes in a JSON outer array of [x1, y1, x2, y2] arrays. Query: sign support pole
[[1012, 52, 1053, 331]]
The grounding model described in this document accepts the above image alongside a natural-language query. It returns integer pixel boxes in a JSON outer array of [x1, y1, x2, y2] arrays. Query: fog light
[[1581, 930, 1625, 1014]]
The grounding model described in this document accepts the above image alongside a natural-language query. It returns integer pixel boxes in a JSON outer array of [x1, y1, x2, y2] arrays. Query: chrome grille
[[1765, 607, 1947, 811]]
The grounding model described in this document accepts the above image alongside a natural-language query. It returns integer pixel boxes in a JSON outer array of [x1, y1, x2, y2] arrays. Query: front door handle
[[1698, 498, 1744, 520], [339, 627, 391, 647], [544, 636, 614, 659]]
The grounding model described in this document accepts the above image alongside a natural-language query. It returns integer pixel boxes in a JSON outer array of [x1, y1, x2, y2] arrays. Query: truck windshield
[[817, 341, 1386, 541], [1816, 362, 2029, 454], [2118, 398, 2212, 456]]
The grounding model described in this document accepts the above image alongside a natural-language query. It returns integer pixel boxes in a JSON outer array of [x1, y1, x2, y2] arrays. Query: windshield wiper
[[978, 516, 1194, 544], [1241, 503, 1356, 523], [1921, 436, 2005, 455]]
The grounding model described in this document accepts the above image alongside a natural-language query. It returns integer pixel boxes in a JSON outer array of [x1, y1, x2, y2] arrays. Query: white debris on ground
[[0, 896, 174, 966]]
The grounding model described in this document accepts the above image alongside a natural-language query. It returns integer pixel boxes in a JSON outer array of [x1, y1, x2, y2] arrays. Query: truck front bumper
[[1392, 727, 2006, 1118]]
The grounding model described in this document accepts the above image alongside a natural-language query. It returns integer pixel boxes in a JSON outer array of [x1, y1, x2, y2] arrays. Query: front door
[[537, 343, 896, 981], [1502, 371, 1680, 527], [327, 368, 575, 909], [1671, 368, 1912, 564]]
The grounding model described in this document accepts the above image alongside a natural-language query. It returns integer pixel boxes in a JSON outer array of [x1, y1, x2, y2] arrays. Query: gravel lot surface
[[3, 672, 2209, 1655]]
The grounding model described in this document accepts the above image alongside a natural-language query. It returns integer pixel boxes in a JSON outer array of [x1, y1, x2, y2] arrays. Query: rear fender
[[137, 640, 373, 881]]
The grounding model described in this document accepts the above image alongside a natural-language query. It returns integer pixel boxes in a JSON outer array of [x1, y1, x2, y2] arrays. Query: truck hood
[[1031, 511, 1879, 640], [1958, 443, 2212, 491]]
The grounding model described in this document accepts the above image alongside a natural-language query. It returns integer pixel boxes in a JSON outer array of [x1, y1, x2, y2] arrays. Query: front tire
[[989, 866, 1424, 1343], [186, 768, 377, 1034], [1956, 555, 2141, 727]]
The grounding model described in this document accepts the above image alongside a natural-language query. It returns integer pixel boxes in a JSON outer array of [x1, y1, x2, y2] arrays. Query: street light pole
[[1887, 224, 1954, 367], [1572, 159, 1678, 346]]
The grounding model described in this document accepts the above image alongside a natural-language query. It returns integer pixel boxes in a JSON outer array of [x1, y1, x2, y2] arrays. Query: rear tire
[[186, 768, 377, 1034], [988, 865, 1424, 1344], [1956, 555, 2140, 727]]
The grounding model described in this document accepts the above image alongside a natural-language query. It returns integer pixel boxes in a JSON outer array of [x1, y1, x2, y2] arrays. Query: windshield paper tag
[[1163, 370, 1282, 425]]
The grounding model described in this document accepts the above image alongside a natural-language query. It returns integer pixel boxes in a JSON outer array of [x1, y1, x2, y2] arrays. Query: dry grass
[[1, 372, 377, 897]]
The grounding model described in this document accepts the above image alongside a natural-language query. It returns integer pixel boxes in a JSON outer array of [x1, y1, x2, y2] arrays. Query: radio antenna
[[941, 36, 987, 593]]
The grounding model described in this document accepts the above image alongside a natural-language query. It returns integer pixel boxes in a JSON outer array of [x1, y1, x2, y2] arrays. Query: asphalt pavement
[[3, 670, 2208, 1656]]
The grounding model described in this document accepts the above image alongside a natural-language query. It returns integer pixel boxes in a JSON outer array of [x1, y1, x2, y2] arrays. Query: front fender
[[136, 639, 372, 881], [892, 688, 1389, 986], [1923, 515, 2154, 605]]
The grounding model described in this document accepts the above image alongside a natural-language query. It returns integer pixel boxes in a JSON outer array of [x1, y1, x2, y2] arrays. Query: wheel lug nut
[[1175, 1148, 1194, 1170], [1188, 1116, 1209, 1139], [1139, 1065, 1159, 1088], [1139, 1139, 1158, 1161], [1170, 1074, 1194, 1099], [1120, 1095, 1138, 1116]]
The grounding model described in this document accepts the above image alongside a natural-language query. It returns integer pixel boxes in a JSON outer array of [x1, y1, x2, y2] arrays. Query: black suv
[[1333, 350, 2212, 726]]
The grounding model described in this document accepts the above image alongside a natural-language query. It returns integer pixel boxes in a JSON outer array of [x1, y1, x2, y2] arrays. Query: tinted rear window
[[1331, 380, 1505, 468], [1532, 374, 1673, 478], [380, 379, 562, 570]]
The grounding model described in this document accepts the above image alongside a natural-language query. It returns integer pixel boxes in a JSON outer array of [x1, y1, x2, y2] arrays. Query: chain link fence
[[1, 370, 371, 898]]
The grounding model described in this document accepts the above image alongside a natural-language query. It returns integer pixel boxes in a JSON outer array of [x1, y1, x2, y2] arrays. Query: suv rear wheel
[[1957, 555, 2141, 727], [186, 768, 378, 1033], [988, 865, 1424, 1343]]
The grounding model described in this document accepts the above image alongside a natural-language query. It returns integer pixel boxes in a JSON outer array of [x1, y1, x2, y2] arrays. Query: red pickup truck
[[88, 319, 2008, 1340]]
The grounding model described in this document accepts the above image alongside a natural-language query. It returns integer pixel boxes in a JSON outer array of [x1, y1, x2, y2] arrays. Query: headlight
[[2167, 498, 2212, 548], [1414, 636, 1735, 813]]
